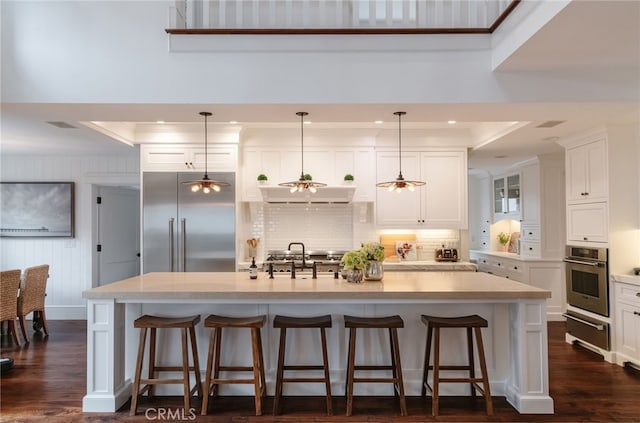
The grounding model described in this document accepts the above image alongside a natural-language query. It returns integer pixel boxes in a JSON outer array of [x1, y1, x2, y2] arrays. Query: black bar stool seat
[[130, 314, 202, 416], [421, 314, 493, 416], [272, 314, 333, 416], [343, 314, 407, 417]]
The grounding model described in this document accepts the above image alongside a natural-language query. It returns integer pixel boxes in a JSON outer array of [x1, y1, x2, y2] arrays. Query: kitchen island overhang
[[82, 271, 554, 415]]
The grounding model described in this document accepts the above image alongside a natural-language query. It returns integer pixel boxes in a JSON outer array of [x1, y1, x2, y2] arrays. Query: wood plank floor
[[1, 321, 639, 422]]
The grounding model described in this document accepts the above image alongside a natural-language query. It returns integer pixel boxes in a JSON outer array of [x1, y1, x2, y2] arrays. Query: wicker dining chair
[[1, 269, 23, 347], [18, 264, 50, 343]]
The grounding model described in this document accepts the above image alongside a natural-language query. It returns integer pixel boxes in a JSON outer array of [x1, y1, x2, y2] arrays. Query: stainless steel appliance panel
[[143, 172, 236, 273], [563, 311, 610, 350], [177, 172, 235, 271], [564, 245, 609, 316]]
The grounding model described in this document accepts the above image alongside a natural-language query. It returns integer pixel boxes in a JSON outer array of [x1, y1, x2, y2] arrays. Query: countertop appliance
[[143, 172, 236, 272], [264, 245, 346, 278], [435, 248, 458, 262], [562, 245, 610, 351]]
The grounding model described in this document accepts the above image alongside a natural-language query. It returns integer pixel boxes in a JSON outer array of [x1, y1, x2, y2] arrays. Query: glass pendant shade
[[278, 111, 327, 193], [182, 111, 229, 193], [376, 111, 425, 192]]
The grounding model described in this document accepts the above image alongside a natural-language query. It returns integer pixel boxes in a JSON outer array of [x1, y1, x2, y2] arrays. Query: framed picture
[[1, 182, 75, 238], [395, 241, 417, 261]]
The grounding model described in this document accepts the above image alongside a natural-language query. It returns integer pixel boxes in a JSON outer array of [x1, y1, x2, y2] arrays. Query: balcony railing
[[167, 0, 520, 34]]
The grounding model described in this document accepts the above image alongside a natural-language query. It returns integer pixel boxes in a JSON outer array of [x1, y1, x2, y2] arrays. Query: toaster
[[435, 248, 458, 262]]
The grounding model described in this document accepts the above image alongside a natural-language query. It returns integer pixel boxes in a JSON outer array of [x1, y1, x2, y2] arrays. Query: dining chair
[[18, 264, 50, 343], [1, 269, 23, 346]]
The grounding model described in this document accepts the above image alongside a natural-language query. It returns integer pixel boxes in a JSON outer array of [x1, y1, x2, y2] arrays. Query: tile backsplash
[[245, 203, 461, 261]]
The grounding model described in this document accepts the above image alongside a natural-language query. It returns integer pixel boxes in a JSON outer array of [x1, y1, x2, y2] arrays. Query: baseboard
[[43, 305, 86, 320]]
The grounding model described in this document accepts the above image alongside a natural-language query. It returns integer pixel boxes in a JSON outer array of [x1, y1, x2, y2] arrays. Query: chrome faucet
[[287, 242, 306, 268]]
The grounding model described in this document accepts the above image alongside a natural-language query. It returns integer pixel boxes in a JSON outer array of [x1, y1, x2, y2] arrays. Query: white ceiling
[[1, 0, 639, 174]]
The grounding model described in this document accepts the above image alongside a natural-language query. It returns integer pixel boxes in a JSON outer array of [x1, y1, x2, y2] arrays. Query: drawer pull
[[635, 311, 640, 316], [636, 293, 640, 298], [562, 313, 605, 331]]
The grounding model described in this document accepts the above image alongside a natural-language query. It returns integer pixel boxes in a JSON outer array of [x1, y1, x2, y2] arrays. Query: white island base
[[82, 272, 554, 415]]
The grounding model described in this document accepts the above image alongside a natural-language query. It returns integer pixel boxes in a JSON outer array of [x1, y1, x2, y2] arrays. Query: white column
[[506, 300, 555, 414], [83, 299, 130, 412]]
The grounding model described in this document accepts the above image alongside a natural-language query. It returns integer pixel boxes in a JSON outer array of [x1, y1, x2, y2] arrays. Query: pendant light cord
[[296, 111, 308, 180], [395, 111, 405, 179]]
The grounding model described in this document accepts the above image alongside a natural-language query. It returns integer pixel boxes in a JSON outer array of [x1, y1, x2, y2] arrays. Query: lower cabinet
[[615, 282, 640, 366], [470, 250, 565, 321]]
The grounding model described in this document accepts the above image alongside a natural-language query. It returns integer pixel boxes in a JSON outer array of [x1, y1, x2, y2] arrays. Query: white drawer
[[521, 241, 540, 257], [521, 225, 540, 241], [616, 283, 640, 307]]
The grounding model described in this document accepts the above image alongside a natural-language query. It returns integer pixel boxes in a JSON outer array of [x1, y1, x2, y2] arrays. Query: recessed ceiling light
[[156, 120, 165, 124], [374, 120, 384, 124], [447, 120, 457, 124], [229, 120, 238, 124], [303, 120, 311, 125], [494, 155, 508, 159]]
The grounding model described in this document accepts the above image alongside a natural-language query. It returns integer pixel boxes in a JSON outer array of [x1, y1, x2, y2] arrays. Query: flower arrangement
[[257, 174, 268, 182], [341, 250, 367, 270], [497, 232, 510, 246], [303, 173, 312, 181], [344, 174, 354, 181], [360, 242, 385, 262]]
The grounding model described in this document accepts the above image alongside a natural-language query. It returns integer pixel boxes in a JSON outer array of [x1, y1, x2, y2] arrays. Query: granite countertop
[[612, 274, 640, 287], [237, 260, 477, 271], [83, 271, 550, 301], [469, 250, 563, 262]]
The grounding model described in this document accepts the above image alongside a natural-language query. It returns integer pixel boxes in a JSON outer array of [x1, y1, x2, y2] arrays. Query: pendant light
[[278, 112, 327, 193], [376, 111, 425, 192], [182, 111, 229, 194]]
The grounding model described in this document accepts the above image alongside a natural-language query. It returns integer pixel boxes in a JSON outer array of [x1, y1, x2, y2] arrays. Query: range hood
[[259, 186, 356, 203]]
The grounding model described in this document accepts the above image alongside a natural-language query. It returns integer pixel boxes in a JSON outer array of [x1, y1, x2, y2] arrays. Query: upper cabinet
[[141, 144, 237, 173], [492, 173, 520, 221], [375, 150, 468, 229], [566, 139, 608, 203]]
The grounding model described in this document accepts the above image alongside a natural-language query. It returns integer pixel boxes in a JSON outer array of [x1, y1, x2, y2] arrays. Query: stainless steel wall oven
[[564, 245, 609, 316]]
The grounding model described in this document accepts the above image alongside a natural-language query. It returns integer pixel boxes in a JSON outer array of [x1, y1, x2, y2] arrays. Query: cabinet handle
[[529, 247, 533, 251], [497, 263, 501, 267], [528, 232, 533, 235], [635, 311, 640, 316], [636, 293, 640, 298], [583, 237, 588, 241], [514, 266, 518, 270]]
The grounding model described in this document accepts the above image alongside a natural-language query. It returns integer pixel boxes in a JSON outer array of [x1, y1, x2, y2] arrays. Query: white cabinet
[[141, 144, 237, 172], [492, 173, 521, 221], [566, 139, 608, 203], [470, 250, 565, 320], [566, 202, 608, 243], [468, 173, 491, 251], [376, 150, 467, 229], [615, 282, 640, 366]]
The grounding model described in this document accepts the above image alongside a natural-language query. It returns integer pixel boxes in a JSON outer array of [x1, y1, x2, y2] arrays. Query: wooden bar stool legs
[[343, 315, 407, 417], [201, 315, 266, 416], [272, 314, 333, 416], [130, 315, 202, 416], [421, 314, 493, 417]]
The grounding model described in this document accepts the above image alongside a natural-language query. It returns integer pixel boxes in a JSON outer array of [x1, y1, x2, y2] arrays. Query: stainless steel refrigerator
[[142, 172, 235, 272]]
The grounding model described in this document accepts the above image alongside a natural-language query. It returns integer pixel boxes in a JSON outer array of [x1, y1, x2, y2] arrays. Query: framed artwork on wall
[[0, 182, 75, 238]]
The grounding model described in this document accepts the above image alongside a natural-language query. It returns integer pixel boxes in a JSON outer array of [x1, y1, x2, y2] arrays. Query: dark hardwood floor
[[1, 320, 639, 422]]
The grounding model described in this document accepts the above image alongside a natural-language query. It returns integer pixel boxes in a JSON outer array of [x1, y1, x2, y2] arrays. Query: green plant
[[344, 174, 354, 181], [497, 232, 510, 245], [303, 173, 312, 181], [341, 250, 367, 270], [360, 242, 385, 262], [257, 174, 268, 181]]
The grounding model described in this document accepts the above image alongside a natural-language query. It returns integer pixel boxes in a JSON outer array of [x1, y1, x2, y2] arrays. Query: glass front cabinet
[[493, 173, 520, 220]]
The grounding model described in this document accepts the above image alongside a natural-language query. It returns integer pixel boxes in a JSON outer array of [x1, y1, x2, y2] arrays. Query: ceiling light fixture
[[376, 111, 426, 193], [278, 112, 327, 194], [182, 112, 230, 194]]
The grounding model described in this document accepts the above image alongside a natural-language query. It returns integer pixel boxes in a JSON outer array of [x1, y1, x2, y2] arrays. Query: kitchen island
[[82, 271, 553, 414]]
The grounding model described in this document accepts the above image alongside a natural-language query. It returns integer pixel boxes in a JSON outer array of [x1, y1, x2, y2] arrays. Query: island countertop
[[83, 271, 550, 301]]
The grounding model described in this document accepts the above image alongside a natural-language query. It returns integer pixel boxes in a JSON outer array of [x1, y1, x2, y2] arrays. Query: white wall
[[0, 152, 139, 319]]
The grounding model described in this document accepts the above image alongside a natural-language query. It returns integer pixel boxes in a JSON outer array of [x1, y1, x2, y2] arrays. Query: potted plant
[[343, 174, 354, 184], [360, 242, 385, 281], [497, 232, 510, 252], [341, 250, 367, 283], [257, 174, 268, 184], [303, 173, 312, 181]]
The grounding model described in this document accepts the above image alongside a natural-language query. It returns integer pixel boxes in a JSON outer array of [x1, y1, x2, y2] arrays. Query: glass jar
[[364, 261, 384, 281]]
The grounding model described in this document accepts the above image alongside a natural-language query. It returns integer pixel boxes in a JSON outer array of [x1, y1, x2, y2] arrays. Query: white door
[[97, 186, 140, 286]]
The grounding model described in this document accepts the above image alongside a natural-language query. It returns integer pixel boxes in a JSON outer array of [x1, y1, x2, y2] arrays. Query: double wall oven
[[563, 245, 610, 350]]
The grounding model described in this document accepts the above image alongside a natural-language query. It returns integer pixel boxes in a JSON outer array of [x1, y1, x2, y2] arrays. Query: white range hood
[[259, 185, 356, 203]]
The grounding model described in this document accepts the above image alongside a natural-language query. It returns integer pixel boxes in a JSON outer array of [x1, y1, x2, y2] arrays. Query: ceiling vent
[[536, 120, 565, 128], [46, 121, 77, 129]]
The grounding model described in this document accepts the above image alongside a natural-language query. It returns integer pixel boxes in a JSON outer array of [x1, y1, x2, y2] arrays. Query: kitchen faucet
[[287, 242, 306, 268]]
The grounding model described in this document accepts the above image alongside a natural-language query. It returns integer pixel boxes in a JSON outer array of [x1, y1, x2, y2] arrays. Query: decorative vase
[[364, 260, 384, 281], [346, 269, 364, 283]]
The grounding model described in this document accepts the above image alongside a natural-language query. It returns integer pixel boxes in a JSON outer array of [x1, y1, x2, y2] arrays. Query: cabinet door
[[191, 146, 237, 173], [420, 151, 467, 229], [375, 152, 421, 226], [566, 140, 608, 203], [616, 301, 640, 361], [506, 174, 521, 214], [142, 146, 192, 172], [567, 202, 608, 243], [521, 164, 539, 224], [493, 177, 505, 215]]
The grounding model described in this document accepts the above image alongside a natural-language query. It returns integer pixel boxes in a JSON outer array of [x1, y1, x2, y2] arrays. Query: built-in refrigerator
[[142, 172, 235, 272]]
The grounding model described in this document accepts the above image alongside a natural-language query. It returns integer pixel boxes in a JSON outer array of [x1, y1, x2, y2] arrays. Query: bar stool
[[420, 314, 493, 416], [201, 314, 266, 416], [272, 314, 333, 416], [130, 315, 202, 416], [343, 314, 407, 416]]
